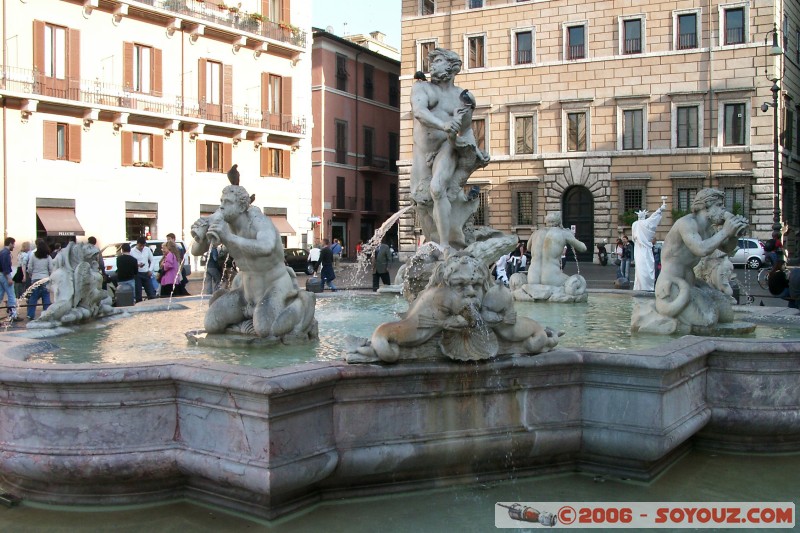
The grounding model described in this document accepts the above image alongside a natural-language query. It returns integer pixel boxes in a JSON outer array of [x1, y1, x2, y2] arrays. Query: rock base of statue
[[510, 273, 588, 303], [631, 289, 754, 335], [185, 322, 319, 348]]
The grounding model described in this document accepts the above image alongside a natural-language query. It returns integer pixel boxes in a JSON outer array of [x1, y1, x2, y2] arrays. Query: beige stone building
[[399, 0, 800, 260]]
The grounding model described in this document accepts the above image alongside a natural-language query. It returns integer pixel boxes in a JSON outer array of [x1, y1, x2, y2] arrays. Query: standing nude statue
[[410, 48, 490, 249]]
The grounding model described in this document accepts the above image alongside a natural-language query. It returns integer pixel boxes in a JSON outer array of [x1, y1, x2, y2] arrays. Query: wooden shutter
[[121, 131, 133, 166], [152, 48, 162, 96], [260, 147, 269, 176], [222, 64, 233, 120], [222, 143, 232, 172], [281, 76, 292, 119], [153, 134, 164, 169], [196, 140, 207, 172], [198, 58, 206, 104], [68, 124, 81, 162], [261, 0, 269, 19], [282, 150, 291, 179], [43, 121, 57, 160], [261, 72, 269, 128], [67, 28, 80, 96], [33, 20, 45, 74], [282, 0, 291, 24], [123, 42, 133, 89]]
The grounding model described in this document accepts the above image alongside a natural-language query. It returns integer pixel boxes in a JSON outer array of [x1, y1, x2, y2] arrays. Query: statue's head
[[221, 185, 251, 222], [428, 253, 489, 307], [691, 188, 727, 224], [636, 209, 649, 220], [428, 48, 462, 82], [545, 212, 562, 228]]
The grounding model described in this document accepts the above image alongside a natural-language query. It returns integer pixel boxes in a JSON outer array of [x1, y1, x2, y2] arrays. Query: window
[[44, 121, 80, 162], [421, 0, 434, 15], [363, 127, 374, 166], [270, 148, 283, 177], [336, 176, 345, 209], [784, 107, 794, 151], [515, 190, 535, 226], [364, 180, 373, 211], [133, 133, 152, 164], [623, 19, 642, 54], [567, 25, 586, 60], [206, 60, 221, 105], [133, 44, 151, 93], [336, 120, 347, 164], [206, 141, 222, 172], [472, 118, 486, 151], [622, 109, 644, 150], [388, 132, 399, 171], [468, 0, 483, 8], [390, 183, 399, 212], [267, 74, 281, 114], [336, 54, 347, 91], [44, 24, 66, 79], [676, 105, 699, 148], [56, 123, 68, 160], [723, 7, 745, 45], [419, 40, 436, 72], [265, 0, 281, 21], [623, 188, 644, 213], [515, 30, 533, 65], [723, 103, 746, 146], [473, 191, 488, 226], [567, 112, 587, 151], [724, 186, 745, 216], [363, 63, 374, 100], [514, 115, 535, 154], [677, 12, 698, 49], [677, 188, 697, 212], [388, 73, 399, 107], [467, 35, 485, 69]]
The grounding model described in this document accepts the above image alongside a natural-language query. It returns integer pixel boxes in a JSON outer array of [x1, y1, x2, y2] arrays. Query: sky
[[311, 0, 402, 50]]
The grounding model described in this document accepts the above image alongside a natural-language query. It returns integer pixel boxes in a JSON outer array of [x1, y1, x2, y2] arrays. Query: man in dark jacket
[[116, 243, 139, 297], [319, 239, 338, 291], [372, 240, 393, 291]]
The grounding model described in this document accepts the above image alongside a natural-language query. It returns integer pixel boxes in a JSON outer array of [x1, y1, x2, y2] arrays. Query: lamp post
[[760, 24, 783, 244]]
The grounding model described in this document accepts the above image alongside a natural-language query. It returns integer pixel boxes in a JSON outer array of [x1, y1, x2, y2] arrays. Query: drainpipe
[[2, 0, 7, 237], [707, 0, 714, 189], [180, 27, 185, 243], [354, 49, 362, 257]]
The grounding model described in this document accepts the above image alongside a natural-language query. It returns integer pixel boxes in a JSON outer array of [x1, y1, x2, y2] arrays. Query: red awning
[[269, 216, 296, 235], [37, 208, 86, 237]]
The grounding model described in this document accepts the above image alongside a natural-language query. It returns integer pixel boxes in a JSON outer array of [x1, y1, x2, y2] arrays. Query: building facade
[[399, 0, 800, 260], [311, 28, 400, 259], [0, 0, 312, 251]]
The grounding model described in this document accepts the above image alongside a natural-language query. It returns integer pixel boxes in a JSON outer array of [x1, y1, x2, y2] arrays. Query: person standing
[[159, 240, 181, 296], [319, 239, 338, 291], [307, 244, 321, 276], [166, 232, 190, 296], [494, 253, 510, 286], [115, 243, 138, 296], [14, 240, 31, 298], [331, 238, 343, 266], [130, 237, 157, 302], [372, 240, 393, 291], [0, 237, 20, 320], [203, 244, 222, 294], [620, 235, 633, 280], [25, 240, 53, 320]]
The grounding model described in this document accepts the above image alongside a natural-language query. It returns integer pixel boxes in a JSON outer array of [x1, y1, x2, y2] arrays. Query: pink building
[[311, 29, 400, 258]]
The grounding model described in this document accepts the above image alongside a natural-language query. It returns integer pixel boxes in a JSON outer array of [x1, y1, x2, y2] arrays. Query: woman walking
[[26, 240, 53, 320]]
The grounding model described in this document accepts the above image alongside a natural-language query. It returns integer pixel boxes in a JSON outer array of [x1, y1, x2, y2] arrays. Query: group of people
[[307, 239, 341, 291], [0, 237, 55, 321], [493, 241, 528, 286], [117, 234, 191, 303]]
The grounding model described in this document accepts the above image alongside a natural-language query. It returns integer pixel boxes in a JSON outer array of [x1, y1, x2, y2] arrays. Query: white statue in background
[[631, 201, 666, 291]]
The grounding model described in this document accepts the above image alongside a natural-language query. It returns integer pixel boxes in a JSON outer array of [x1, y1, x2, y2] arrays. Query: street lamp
[[760, 24, 783, 244]]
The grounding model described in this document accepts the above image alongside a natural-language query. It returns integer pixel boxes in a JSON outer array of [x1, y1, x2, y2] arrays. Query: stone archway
[[562, 185, 594, 261]]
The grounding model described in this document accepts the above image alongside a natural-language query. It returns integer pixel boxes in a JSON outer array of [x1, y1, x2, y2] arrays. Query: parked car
[[730, 238, 767, 269], [101, 240, 187, 276], [284, 248, 313, 274]]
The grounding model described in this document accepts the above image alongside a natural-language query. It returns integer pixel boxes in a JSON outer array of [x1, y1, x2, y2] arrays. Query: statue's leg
[[430, 148, 457, 248], [204, 289, 246, 333]]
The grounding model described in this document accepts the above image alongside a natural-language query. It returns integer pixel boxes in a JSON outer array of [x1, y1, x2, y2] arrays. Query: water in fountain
[[3, 277, 52, 329]]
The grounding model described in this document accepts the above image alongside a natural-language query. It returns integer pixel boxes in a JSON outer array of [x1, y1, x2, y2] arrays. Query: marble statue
[[694, 250, 736, 298], [347, 253, 561, 364], [631, 202, 666, 291], [511, 212, 588, 303], [28, 242, 117, 327], [410, 48, 490, 250], [188, 171, 317, 342], [631, 188, 753, 335]]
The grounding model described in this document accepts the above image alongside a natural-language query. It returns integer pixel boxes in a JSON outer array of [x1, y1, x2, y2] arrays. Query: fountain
[[0, 49, 798, 524]]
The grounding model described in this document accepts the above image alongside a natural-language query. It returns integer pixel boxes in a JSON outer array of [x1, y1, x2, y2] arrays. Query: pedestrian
[[614, 238, 624, 277], [788, 266, 800, 309], [652, 237, 662, 282], [130, 237, 157, 302], [356, 240, 364, 256], [0, 237, 20, 320], [25, 240, 53, 320], [115, 242, 138, 296], [331, 238, 343, 266], [372, 239, 393, 291], [158, 240, 182, 296], [166, 232, 191, 296], [13, 240, 31, 298], [50, 242, 62, 259], [620, 235, 633, 280], [203, 244, 222, 294], [495, 253, 510, 286], [560, 246, 568, 270], [319, 239, 338, 291], [307, 244, 321, 276]]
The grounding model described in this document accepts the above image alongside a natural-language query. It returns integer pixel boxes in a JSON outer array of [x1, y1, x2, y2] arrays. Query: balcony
[[0, 65, 306, 138], [332, 196, 357, 211], [362, 199, 386, 213], [358, 157, 393, 174]]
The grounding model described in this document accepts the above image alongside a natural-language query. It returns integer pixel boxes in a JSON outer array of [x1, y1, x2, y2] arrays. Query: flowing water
[[22, 293, 800, 366]]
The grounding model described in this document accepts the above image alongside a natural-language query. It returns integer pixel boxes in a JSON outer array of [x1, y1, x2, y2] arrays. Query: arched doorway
[[562, 185, 594, 262]]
